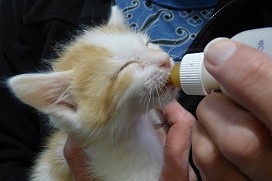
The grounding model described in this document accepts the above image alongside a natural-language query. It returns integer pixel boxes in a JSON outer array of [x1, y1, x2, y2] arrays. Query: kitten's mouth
[[165, 81, 174, 88], [159, 82, 175, 95], [151, 77, 175, 97]]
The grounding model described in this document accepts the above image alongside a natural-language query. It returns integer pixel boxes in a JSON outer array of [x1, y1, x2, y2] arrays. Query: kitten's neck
[[107, 110, 156, 141], [77, 111, 158, 147], [82, 110, 164, 181]]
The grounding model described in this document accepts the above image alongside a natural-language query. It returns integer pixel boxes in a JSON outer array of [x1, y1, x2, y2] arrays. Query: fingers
[[64, 136, 91, 181], [196, 93, 272, 180], [204, 38, 272, 131], [189, 165, 198, 181], [163, 100, 195, 162], [162, 100, 196, 180], [192, 121, 248, 181]]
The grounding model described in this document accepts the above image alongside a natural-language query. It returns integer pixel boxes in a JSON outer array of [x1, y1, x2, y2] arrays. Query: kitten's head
[[8, 7, 176, 133]]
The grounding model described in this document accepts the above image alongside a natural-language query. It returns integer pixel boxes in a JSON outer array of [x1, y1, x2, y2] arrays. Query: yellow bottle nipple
[[169, 63, 181, 88]]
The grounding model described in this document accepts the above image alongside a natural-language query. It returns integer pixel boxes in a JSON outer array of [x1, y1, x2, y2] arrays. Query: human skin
[[192, 38, 272, 180], [64, 100, 197, 181]]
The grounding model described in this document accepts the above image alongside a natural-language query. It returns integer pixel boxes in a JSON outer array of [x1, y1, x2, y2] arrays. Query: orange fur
[[45, 132, 73, 181], [51, 28, 136, 128]]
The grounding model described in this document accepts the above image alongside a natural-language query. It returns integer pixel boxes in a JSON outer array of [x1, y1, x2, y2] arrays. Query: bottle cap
[[180, 52, 208, 95]]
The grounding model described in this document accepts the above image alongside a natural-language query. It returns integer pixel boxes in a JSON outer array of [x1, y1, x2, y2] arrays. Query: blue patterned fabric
[[115, 0, 216, 62], [152, 0, 218, 9]]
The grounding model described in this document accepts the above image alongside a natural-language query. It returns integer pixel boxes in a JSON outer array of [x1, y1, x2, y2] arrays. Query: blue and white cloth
[[115, 0, 218, 62]]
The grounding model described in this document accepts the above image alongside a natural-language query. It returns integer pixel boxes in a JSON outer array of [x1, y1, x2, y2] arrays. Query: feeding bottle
[[169, 27, 272, 96]]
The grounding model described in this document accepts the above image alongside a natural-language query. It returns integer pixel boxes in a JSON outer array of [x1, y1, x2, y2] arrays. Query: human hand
[[161, 100, 197, 181], [64, 100, 197, 181], [192, 38, 272, 180], [64, 136, 92, 181]]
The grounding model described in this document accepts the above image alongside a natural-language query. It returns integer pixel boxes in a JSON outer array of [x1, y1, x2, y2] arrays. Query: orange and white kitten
[[8, 6, 176, 181]]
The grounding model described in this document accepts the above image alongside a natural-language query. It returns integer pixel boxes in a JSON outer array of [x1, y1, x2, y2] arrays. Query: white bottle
[[169, 27, 272, 96]]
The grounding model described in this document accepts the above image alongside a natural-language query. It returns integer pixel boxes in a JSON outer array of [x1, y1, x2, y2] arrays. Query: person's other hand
[[192, 38, 272, 180], [64, 136, 92, 181], [161, 100, 197, 181]]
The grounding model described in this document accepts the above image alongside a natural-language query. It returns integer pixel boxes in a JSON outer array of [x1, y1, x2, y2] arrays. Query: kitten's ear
[[8, 71, 78, 129], [108, 6, 126, 26]]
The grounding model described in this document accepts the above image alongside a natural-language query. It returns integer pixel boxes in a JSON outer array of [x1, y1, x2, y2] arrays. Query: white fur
[[107, 6, 126, 26], [85, 114, 164, 181], [8, 6, 177, 181], [29, 111, 165, 181]]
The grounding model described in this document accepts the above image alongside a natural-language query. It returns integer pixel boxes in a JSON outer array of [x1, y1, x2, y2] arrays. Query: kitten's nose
[[159, 58, 171, 68], [149, 50, 171, 68], [157, 52, 171, 68]]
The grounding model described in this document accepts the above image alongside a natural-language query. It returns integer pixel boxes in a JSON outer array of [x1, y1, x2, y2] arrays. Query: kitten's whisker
[[158, 74, 168, 110], [144, 84, 154, 117], [145, 89, 152, 118], [169, 52, 184, 61], [167, 38, 182, 56], [144, 24, 162, 34], [135, 9, 149, 32], [156, 85, 164, 111]]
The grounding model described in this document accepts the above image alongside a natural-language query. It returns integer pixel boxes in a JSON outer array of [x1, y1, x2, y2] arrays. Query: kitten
[[8, 6, 176, 181]]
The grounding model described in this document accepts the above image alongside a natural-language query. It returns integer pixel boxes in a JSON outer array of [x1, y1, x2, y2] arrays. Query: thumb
[[204, 38, 272, 131], [64, 136, 91, 181]]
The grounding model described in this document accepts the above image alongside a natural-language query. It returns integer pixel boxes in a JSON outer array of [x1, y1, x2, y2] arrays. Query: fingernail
[[204, 38, 237, 66]]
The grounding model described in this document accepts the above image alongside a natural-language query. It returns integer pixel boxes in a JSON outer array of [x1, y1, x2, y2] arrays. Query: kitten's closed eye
[[112, 60, 141, 79]]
